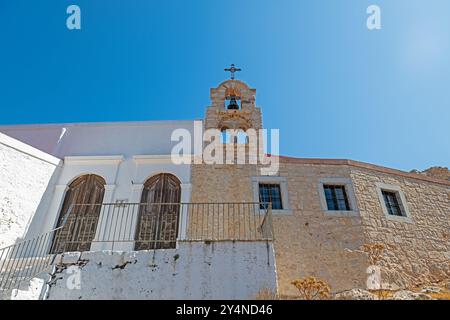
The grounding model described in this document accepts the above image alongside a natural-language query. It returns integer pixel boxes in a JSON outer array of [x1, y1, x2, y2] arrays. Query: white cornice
[[133, 154, 192, 164], [64, 155, 124, 165]]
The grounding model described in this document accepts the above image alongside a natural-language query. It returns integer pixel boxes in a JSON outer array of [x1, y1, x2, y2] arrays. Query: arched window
[[134, 173, 181, 250], [51, 174, 106, 253], [236, 129, 248, 144], [221, 128, 248, 144], [221, 127, 229, 144]]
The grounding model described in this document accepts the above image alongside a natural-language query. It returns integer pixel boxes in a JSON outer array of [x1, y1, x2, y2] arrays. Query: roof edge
[[0, 132, 62, 166], [274, 155, 450, 187], [0, 119, 203, 129]]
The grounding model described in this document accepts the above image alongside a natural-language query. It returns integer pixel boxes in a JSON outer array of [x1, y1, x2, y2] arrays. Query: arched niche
[[134, 173, 181, 250], [51, 174, 106, 253]]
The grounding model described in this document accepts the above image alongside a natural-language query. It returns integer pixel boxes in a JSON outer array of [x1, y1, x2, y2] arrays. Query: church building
[[0, 68, 449, 299]]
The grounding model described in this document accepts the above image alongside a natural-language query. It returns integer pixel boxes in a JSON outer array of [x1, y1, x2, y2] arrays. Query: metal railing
[[0, 202, 273, 291], [0, 208, 72, 292], [51, 202, 273, 251]]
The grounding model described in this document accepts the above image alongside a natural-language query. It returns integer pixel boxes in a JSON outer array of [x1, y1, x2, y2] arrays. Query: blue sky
[[0, 0, 449, 171]]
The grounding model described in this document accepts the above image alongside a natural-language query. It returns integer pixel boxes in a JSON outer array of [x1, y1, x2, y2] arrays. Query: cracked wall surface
[[46, 241, 277, 300]]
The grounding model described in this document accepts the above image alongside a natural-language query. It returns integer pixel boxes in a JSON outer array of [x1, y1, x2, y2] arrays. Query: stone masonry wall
[[274, 163, 368, 296], [191, 158, 450, 296], [189, 164, 263, 241], [191, 162, 369, 295], [191, 164, 258, 203], [351, 168, 450, 289]]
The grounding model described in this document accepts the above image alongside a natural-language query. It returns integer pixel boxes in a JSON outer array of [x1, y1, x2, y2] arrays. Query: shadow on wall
[[23, 166, 63, 239], [0, 133, 63, 248]]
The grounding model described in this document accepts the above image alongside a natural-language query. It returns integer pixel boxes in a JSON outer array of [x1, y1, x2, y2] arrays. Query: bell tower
[[205, 65, 263, 131]]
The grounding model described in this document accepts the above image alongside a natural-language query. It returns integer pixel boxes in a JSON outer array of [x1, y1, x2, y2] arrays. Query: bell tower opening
[[225, 87, 242, 110], [203, 65, 267, 165]]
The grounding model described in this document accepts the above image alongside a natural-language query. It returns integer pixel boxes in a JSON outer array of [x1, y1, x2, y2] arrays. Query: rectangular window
[[323, 185, 350, 211], [259, 184, 283, 210], [382, 190, 404, 216]]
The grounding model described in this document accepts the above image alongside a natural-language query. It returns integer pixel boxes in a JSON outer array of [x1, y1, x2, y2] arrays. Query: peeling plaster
[[45, 242, 276, 300]]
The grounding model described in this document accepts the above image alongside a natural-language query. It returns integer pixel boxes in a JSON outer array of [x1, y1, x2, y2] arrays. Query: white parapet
[[45, 241, 277, 300]]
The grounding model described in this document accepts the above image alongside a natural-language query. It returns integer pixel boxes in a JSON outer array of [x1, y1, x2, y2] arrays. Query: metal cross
[[224, 64, 242, 80]]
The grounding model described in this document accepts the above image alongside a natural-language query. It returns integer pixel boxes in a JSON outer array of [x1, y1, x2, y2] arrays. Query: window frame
[[258, 183, 283, 210], [375, 182, 412, 223], [323, 184, 351, 211], [381, 190, 403, 216], [317, 177, 359, 216], [252, 176, 292, 215]]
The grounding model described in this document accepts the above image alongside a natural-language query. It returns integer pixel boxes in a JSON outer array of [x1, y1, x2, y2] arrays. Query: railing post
[[59, 204, 73, 253], [268, 202, 274, 240], [178, 203, 189, 241]]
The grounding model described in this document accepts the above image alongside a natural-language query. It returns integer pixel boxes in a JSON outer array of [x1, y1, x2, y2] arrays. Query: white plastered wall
[[0, 133, 62, 248], [34, 155, 192, 252]]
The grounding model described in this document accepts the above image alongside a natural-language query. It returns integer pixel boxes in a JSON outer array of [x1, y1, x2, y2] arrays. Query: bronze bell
[[227, 95, 239, 110]]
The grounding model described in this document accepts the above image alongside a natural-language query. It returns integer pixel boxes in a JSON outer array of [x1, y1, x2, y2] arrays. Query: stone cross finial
[[224, 64, 241, 80]]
